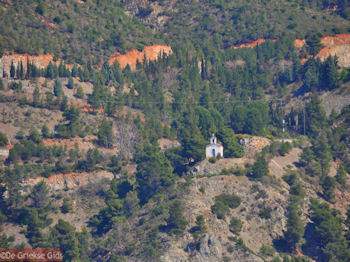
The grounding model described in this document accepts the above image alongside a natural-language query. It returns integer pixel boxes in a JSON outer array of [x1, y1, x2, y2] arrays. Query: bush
[[9, 82, 22, 91], [229, 217, 242, 234], [61, 198, 72, 214], [282, 171, 298, 186], [279, 142, 292, 156], [191, 215, 207, 240], [233, 168, 246, 176], [0, 132, 8, 147], [208, 157, 217, 163], [211, 193, 241, 219], [211, 201, 229, 219], [227, 244, 234, 253], [260, 244, 275, 257], [215, 193, 241, 209], [255, 189, 268, 200], [259, 206, 272, 219]]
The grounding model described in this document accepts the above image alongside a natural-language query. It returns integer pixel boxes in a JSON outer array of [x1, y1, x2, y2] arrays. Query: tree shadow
[[302, 222, 326, 262], [272, 236, 289, 253]]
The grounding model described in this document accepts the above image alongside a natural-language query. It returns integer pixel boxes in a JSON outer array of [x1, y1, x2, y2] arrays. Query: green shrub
[[211, 201, 229, 219], [211, 193, 241, 219], [227, 244, 234, 253], [259, 206, 272, 219], [260, 244, 275, 257], [215, 193, 241, 209], [279, 142, 292, 156], [255, 189, 268, 200], [209, 157, 217, 163], [61, 198, 72, 214], [192, 215, 207, 240], [229, 217, 242, 234], [0, 132, 8, 147]]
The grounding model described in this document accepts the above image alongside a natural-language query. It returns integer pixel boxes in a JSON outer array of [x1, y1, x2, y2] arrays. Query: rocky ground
[[162, 174, 288, 262]]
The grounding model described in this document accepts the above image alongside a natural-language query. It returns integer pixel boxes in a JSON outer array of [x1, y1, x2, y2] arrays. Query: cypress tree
[[10, 61, 15, 78]]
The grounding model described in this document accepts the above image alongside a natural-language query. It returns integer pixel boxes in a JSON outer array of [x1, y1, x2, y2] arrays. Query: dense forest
[[0, 0, 350, 261]]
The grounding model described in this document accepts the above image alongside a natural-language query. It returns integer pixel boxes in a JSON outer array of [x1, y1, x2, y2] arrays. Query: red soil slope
[[294, 39, 306, 48], [317, 34, 350, 67], [0, 54, 74, 77], [108, 45, 172, 70], [232, 38, 277, 49], [295, 34, 350, 67]]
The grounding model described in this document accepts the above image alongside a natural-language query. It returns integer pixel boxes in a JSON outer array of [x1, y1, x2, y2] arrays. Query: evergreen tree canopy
[[136, 144, 175, 204]]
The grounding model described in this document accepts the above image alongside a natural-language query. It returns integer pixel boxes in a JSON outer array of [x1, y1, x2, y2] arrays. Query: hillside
[[0, 0, 349, 66], [0, 0, 350, 262]]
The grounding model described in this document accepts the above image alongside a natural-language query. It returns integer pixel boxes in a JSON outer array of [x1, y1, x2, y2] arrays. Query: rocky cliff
[[108, 45, 172, 70], [23, 170, 115, 191]]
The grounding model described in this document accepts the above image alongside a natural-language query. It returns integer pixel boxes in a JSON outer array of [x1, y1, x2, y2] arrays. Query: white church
[[206, 134, 223, 158]]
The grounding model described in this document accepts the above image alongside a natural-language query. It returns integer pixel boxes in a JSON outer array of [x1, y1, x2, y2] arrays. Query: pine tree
[[97, 119, 114, 148], [33, 87, 40, 107], [306, 34, 323, 56], [322, 176, 336, 202], [75, 85, 84, 99], [136, 144, 174, 204], [322, 56, 338, 90], [166, 200, 188, 236], [251, 155, 269, 179], [67, 77, 74, 89], [217, 127, 244, 158], [53, 79, 63, 97], [285, 205, 304, 251], [305, 93, 327, 137]]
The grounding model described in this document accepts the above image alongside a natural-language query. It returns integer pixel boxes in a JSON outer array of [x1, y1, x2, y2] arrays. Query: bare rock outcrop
[[162, 174, 288, 262], [193, 234, 223, 262], [239, 136, 271, 158], [320, 85, 350, 116]]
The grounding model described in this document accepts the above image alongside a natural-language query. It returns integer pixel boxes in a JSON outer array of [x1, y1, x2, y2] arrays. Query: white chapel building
[[206, 134, 224, 158]]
